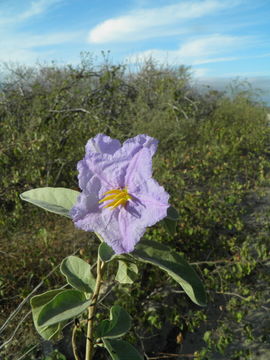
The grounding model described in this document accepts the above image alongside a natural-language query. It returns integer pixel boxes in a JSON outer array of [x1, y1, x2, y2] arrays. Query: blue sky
[[0, 0, 270, 98]]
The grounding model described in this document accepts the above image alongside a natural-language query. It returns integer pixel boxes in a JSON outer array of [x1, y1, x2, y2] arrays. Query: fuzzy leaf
[[96, 305, 131, 339], [20, 187, 79, 218], [115, 260, 138, 284], [163, 217, 177, 235], [37, 289, 91, 327], [98, 242, 115, 262], [60, 255, 95, 293], [166, 206, 179, 221], [132, 240, 206, 307], [103, 339, 143, 360], [31, 289, 65, 340]]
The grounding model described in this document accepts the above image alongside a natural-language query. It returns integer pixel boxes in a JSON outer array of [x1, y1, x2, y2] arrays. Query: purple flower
[[70, 134, 169, 254]]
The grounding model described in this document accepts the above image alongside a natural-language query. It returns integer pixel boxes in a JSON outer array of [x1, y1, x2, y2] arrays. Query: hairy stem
[[85, 255, 105, 360]]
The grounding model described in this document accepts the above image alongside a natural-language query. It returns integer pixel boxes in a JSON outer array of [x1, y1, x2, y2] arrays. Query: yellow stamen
[[103, 189, 123, 195], [99, 188, 132, 209], [99, 193, 123, 203]]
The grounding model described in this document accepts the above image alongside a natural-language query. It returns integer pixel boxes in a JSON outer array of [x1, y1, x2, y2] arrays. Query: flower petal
[[124, 147, 153, 192], [71, 134, 170, 254], [90, 207, 145, 254], [122, 134, 158, 157], [85, 153, 128, 189], [77, 159, 92, 192], [77, 157, 111, 196], [78, 133, 121, 193], [133, 178, 170, 214], [86, 134, 121, 155], [92, 179, 169, 254], [80, 134, 158, 193], [70, 192, 100, 226]]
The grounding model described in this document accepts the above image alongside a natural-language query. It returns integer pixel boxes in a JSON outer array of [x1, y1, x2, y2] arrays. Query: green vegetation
[[1, 55, 269, 359]]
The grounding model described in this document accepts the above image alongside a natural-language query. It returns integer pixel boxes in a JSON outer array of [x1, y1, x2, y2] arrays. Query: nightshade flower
[[70, 134, 170, 254]]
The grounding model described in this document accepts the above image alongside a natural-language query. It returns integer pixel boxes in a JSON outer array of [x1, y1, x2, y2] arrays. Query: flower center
[[99, 188, 132, 209]]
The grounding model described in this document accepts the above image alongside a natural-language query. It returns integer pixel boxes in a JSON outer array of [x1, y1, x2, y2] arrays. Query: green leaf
[[30, 289, 65, 340], [96, 305, 131, 339], [163, 207, 179, 235], [60, 256, 95, 293], [203, 330, 211, 343], [37, 289, 91, 327], [166, 206, 179, 221], [20, 187, 80, 218], [98, 242, 115, 262], [115, 260, 138, 284], [163, 217, 177, 235], [103, 339, 143, 360], [132, 240, 206, 307]]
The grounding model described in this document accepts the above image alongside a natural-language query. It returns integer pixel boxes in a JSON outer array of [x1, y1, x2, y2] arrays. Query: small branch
[[16, 344, 39, 360], [214, 291, 250, 301], [190, 259, 233, 266], [133, 327, 150, 360], [98, 283, 116, 304], [170, 290, 185, 294], [53, 162, 65, 186], [148, 352, 199, 359], [1, 248, 79, 335], [0, 273, 51, 334], [0, 250, 16, 257], [49, 108, 91, 114], [184, 95, 199, 112], [72, 325, 81, 360], [85, 255, 105, 360], [0, 310, 31, 350]]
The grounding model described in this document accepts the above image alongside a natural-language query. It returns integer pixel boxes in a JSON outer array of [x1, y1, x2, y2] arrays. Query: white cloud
[[19, 31, 82, 48], [0, 0, 80, 64], [126, 34, 250, 65], [0, 48, 46, 65], [88, 0, 240, 43], [0, 0, 63, 26], [0, 30, 82, 64], [192, 56, 241, 65], [177, 34, 244, 58], [18, 0, 62, 21]]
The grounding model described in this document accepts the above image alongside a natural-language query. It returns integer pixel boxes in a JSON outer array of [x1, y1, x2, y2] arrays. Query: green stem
[[85, 255, 105, 360]]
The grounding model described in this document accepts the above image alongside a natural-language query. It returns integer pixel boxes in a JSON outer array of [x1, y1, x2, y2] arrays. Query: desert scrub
[[0, 57, 269, 360]]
